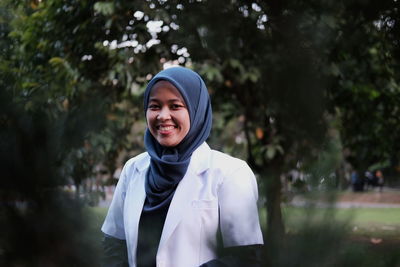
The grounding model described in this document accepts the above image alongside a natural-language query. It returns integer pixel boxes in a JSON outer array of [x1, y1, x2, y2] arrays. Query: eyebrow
[[148, 97, 184, 103]]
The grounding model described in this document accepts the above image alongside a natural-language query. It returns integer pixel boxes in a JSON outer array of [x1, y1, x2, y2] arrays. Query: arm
[[202, 161, 264, 266], [101, 163, 129, 240], [218, 161, 264, 247], [101, 163, 130, 266]]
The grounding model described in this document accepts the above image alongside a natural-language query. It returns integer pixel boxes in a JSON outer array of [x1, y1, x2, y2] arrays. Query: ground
[[337, 189, 400, 204], [289, 187, 400, 208]]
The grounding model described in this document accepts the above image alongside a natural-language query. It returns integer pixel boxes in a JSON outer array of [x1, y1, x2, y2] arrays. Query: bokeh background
[[1, 0, 400, 266]]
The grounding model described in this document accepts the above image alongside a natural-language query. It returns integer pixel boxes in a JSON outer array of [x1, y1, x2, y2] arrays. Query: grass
[[256, 204, 400, 246], [93, 205, 400, 237], [90, 204, 400, 266], [88, 206, 108, 229], [84, 206, 109, 257], [268, 205, 400, 266], [341, 207, 400, 225], [92, 205, 400, 252]]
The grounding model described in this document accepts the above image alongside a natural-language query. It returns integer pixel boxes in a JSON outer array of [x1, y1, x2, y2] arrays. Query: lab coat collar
[[135, 152, 150, 172], [191, 142, 211, 175]]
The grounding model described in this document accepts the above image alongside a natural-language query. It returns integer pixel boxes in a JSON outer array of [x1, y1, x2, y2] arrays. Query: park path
[[289, 188, 400, 208]]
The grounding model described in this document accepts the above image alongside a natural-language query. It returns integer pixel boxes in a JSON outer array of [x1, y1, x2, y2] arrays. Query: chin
[[157, 139, 178, 147]]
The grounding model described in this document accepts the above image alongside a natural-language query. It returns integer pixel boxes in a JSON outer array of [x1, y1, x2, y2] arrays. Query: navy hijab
[[143, 67, 212, 211]]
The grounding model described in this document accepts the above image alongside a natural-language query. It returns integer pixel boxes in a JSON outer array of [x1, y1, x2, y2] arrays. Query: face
[[146, 80, 190, 147]]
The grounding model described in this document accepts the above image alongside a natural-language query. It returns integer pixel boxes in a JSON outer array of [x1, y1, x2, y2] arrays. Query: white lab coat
[[101, 142, 263, 267]]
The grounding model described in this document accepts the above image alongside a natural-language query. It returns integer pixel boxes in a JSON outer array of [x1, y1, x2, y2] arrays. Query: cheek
[[182, 113, 190, 131], [146, 111, 154, 126]]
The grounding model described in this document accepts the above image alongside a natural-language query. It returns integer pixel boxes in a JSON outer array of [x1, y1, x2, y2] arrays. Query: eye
[[148, 104, 160, 110], [171, 104, 184, 110]]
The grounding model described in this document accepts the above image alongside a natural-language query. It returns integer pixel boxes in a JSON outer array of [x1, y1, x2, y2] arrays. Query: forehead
[[149, 80, 184, 101]]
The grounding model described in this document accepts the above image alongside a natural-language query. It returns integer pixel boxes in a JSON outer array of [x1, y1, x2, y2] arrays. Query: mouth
[[156, 125, 177, 135], [157, 125, 176, 131]]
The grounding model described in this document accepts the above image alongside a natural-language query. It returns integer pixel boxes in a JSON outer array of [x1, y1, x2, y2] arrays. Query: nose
[[157, 107, 171, 120]]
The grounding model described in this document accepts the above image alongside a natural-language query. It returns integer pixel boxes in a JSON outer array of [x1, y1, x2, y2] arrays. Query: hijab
[[143, 67, 212, 211]]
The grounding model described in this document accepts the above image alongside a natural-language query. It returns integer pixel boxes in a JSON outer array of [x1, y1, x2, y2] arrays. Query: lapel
[[125, 153, 148, 263], [158, 142, 211, 251]]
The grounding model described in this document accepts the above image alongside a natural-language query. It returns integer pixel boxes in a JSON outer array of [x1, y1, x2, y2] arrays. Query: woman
[[102, 67, 264, 267]]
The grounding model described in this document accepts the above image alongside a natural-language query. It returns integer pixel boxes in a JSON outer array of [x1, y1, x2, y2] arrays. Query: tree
[[2, 0, 400, 265], [0, 0, 171, 265], [327, 0, 400, 181]]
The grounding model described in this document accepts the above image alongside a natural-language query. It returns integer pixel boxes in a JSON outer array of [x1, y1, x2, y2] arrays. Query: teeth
[[159, 126, 174, 131]]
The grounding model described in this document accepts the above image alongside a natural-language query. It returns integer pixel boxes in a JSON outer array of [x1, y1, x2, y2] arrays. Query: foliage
[[138, 0, 400, 259], [327, 0, 400, 172], [3, 0, 174, 193], [2, 0, 400, 265], [0, 0, 168, 265]]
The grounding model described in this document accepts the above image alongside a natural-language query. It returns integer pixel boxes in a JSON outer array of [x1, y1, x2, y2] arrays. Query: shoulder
[[206, 148, 254, 182], [120, 152, 150, 178], [209, 148, 249, 171], [191, 143, 249, 175], [207, 149, 259, 199], [124, 151, 149, 168]]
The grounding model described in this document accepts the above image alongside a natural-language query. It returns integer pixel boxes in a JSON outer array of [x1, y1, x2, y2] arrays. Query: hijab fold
[[143, 67, 212, 212]]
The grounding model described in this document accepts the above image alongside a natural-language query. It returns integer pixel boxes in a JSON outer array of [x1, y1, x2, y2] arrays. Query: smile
[[157, 125, 176, 131]]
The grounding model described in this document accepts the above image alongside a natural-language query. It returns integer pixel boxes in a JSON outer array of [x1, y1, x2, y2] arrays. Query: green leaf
[[94, 2, 115, 16], [266, 146, 276, 159]]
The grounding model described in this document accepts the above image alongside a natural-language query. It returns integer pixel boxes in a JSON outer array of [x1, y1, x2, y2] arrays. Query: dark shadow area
[[0, 89, 102, 267]]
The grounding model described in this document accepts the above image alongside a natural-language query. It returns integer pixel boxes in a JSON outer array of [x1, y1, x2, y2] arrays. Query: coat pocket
[[190, 199, 219, 264]]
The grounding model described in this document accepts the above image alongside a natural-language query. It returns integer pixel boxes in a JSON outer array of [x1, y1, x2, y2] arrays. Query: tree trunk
[[74, 182, 80, 200], [264, 162, 285, 266], [242, 114, 286, 264]]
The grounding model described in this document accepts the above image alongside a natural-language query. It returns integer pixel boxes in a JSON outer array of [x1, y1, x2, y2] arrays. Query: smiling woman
[[101, 67, 264, 267]]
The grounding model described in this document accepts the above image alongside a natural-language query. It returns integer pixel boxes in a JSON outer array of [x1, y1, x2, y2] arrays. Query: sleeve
[[218, 161, 264, 247], [101, 163, 129, 240]]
